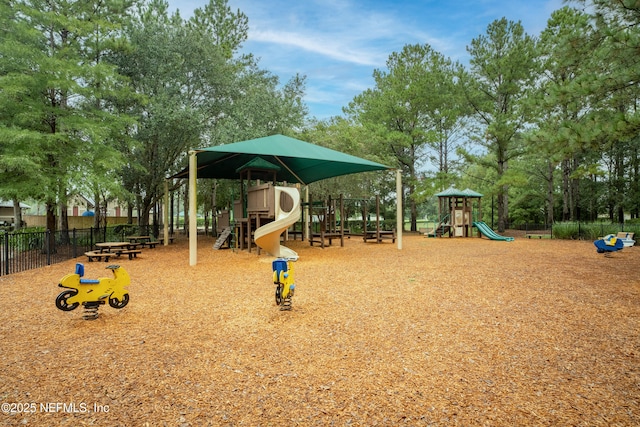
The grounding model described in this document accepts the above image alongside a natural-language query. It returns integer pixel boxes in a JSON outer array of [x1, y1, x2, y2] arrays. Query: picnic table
[[96, 242, 139, 252], [85, 242, 142, 261], [128, 235, 150, 243], [128, 235, 159, 248]]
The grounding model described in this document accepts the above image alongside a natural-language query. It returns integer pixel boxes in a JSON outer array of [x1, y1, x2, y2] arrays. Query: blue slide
[[473, 221, 514, 241]]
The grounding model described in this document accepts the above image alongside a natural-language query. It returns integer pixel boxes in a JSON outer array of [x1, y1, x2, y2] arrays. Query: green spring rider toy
[[272, 257, 296, 310]]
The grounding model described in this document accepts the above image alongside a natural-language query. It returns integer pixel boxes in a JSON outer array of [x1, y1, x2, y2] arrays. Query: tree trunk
[[632, 142, 640, 219], [93, 193, 102, 228], [570, 157, 578, 220], [616, 145, 625, 224], [127, 203, 134, 225], [497, 156, 508, 233], [409, 190, 418, 232], [562, 159, 570, 221], [183, 190, 188, 233], [497, 187, 509, 232], [59, 200, 70, 244], [546, 160, 555, 224], [212, 182, 217, 236], [45, 201, 56, 253], [12, 199, 22, 231]]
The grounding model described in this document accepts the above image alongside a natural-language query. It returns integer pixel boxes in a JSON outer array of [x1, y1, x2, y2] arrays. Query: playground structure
[[362, 195, 396, 243], [254, 186, 301, 259], [220, 155, 396, 253], [225, 168, 396, 251], [307, 194, 395, 247], [230, 157, 300, 254], [55, 263, 130, 320], [429, 187, 482, 238], [172, 134, 398, 265], [425, 187, 513, 241], [307, 194, 347, 248]]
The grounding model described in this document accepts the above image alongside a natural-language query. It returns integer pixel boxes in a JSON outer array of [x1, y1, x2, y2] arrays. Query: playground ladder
[[213, 227, 232, 250]]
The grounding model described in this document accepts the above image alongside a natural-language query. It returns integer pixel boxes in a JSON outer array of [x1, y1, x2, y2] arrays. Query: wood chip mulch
[[0, 232, 638, 426]]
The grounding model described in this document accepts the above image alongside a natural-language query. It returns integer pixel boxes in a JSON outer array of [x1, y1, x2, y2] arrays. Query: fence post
[[72, 228, 77, 258], [3, 232, 8, 276], [46, 230, 51, 266]]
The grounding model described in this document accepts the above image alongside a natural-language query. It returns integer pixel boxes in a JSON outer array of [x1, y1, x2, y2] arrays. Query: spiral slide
[[254, 186, 301, 259]]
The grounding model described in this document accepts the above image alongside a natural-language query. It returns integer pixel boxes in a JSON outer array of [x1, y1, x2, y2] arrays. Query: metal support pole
[[164, 179, 169, 246], [189, 151, 198, 266], [396, 169, 403, 250]]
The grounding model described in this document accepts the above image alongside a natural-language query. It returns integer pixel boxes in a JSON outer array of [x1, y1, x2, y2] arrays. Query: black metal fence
[[509, 222, 640, 240], [0, 225, 157, 277]]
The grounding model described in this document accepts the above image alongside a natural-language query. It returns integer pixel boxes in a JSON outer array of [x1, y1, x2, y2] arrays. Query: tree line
[[308, 1, 640, 232], [0, 0, 307, 234], [1, 0, 638, 234]]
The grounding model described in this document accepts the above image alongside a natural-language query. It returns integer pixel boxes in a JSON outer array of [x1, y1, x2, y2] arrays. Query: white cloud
[[250, 29, 385, 67], [170, 0, 568, 118]]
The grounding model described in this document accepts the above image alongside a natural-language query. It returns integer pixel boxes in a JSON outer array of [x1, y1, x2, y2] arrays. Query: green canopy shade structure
[[434, 187, 483, 198], [172, 134, 391, 185], [166, 134, 402, 265]]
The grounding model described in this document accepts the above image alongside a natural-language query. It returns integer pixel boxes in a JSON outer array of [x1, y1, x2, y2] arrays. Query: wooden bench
[[309, 232, 343, 248], [526, 234, 551, 239], [363, 230, 396, 243], [142, 240, 159, 249], [84, 251, 111, 262], [114, 249, 142, 260], [159, 237, 174, 245]]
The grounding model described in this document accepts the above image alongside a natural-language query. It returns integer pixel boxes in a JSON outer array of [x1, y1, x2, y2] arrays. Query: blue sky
[[168, 0, 565, 120]]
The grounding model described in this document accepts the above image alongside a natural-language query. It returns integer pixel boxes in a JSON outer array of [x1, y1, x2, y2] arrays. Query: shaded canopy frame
[[165, 134, 403, 265]]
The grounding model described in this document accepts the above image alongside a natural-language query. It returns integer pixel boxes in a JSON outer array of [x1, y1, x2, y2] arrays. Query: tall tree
[[464, 18, 537, 232], [569, 0, 640, 143], [528, 7, 594, 223], [0, 1, 47, 226], [559, 1, 640, 222], [346, 44, 465, 231], [116, 0, 308, 231], [115, 0, 240, 229], [1, 0, 133, 234]]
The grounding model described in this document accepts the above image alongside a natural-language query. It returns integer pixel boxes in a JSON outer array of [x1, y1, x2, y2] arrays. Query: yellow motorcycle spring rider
[[272, 257, 296, 310], [55, 263, 130, 320]]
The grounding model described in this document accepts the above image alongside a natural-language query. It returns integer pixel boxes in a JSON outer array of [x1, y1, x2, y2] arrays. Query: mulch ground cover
[[0, 232, 638, 426]]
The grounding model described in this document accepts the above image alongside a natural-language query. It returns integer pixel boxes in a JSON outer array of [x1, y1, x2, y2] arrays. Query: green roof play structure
[[429, 187, 513, 241], [170, 134, 401, 265]]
